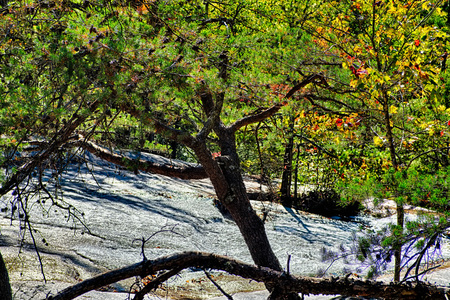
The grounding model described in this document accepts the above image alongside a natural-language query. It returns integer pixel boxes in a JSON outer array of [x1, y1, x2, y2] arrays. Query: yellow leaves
[[437, 105, 446, 112], [353, 45, 363, 55], [381, 159, 392, 170], [349, 112, 359, 119], [435, 6, 446, 17], [360, 160, 367, 170], [373, 136, 384, 147], [371, 89, 379, 98], [421, 1, 431, 11], [389, 105, 398, 114], [334, 136, 340, 145], [350, 79, 358, 88]]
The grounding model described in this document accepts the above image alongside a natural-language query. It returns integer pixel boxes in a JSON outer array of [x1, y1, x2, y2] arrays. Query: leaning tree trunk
[[215, 154, 282, 272], [0, 251, 12, 300], [195, 127, 300, 299], [193, 130, 283, 273]]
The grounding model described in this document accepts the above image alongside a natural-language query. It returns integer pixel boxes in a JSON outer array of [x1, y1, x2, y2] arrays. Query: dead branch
[[230, 103, 286, 133], [204, 269, 234, 300], [48, 251, 450, 300], [0, 100, 100, 196], [133, 268, 182, 300], [70, 137, 208, 180]]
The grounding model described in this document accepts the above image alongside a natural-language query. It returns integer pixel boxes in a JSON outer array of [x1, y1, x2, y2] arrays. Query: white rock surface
[[1, 152, 449, 299]]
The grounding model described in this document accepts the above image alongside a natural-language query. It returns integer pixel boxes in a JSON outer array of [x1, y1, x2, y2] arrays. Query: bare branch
[[230, 103, 286, 133], [204, 269, 234, 300], [48, 251, 450, 300], [70, 137, 208, 180], [133, 268, 182, 300], [284, 73, 329, 99]]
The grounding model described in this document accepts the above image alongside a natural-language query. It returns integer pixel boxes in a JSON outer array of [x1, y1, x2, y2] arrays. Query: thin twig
[[133, 268, 182, 300], [286, 254, 291, 276], [204, 269, 234, 300], [132, 225, 184, 261]]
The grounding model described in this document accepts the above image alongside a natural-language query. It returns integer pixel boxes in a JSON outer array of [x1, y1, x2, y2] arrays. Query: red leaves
[[374, 1, 383, 6], [356, 68, 368, 76], [414, 39, 420, 47], [350, 65, 368, 78], [335, 118, 343, 127]]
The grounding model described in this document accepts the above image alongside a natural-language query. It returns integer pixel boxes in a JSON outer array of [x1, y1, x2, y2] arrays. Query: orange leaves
[[141, 274, 157, 286], [270, 84, 290, 93], [137, 5, 149, 15], [269, 83, 291, 99], [334, 114, 360, 130]]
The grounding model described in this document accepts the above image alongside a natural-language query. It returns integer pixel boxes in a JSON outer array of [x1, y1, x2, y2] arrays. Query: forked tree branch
[[230, 102, 286, 132], [230, 73, 330, 132], [48, 251, 450, 300]]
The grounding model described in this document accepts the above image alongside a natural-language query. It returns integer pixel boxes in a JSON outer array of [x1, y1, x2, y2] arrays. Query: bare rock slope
[[1, 152, 449, 299]]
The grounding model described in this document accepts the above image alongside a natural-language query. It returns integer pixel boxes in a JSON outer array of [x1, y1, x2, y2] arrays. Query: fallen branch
[[72, 137, 208, 180], [48, 251, 450, 300], [0, 100, 100, 196]]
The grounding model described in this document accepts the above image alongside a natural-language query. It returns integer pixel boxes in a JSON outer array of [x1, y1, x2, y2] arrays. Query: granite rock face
[[1, 152, 449, 299]]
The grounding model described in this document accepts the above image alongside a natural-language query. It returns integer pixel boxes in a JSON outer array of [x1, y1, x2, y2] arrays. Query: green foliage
[[339, 165, 450, 214], [1, 0, 450, 283]]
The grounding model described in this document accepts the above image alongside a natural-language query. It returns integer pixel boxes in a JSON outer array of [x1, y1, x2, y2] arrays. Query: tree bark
[[211, 126, 301, 299], [382, 90, 403, 282], [72, 138, 208, 180], [48, 251, 450, 300], [192, 130, 283, 274], [280, 114, 295, 207], [0, 251, 12, 300]]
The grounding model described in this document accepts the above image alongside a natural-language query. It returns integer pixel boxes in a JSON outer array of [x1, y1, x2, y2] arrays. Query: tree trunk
[[280, 115, 295, 207], [205, 127, 283, 273], [215, 154, 282, 272], [382, 90, 403, 282], [0, 251, 12, 300], [191, 125, 298, 298], [209, 127, 299, 299]]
